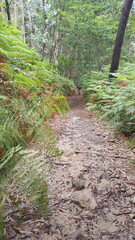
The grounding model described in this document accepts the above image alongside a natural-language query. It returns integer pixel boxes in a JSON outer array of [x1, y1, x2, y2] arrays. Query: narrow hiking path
[[5, 94, 135, 240], [45, 94, 135, 240]]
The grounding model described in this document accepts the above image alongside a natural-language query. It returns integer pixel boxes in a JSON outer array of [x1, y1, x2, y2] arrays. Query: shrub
[[0, 14, 74, 237], [83, 63, 135, 137]]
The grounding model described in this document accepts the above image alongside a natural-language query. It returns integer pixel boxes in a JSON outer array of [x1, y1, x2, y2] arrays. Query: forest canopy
[[1, 0, 135, 79]]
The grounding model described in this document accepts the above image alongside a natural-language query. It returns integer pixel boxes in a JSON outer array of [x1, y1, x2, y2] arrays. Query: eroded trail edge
[[46, 95, 135, 240]]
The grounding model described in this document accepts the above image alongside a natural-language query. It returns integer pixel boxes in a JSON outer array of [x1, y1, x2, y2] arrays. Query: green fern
[[84, 64, 135, 137], [0, 14, 74, 237]]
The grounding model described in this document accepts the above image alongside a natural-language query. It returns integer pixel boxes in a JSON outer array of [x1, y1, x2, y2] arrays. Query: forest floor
[[5, 93, 135, 240]]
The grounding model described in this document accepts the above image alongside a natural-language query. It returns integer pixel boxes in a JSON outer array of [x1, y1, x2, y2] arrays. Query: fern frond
[[83, 65, 135, 136]]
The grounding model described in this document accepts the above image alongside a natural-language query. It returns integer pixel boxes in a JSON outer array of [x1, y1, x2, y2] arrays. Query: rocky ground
[[5, 94, 135, 240]]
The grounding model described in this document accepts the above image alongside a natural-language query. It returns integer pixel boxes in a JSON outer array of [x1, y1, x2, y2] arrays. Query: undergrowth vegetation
[[0, 13, 75, 238], [83, 63, 135, 140]]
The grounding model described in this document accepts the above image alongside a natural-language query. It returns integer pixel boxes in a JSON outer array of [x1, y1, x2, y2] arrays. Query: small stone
[[94, 221, 118, 233], [75, 234, 86, 240], [132, 148, 135, 153], [130, 214, 135, 219], [97, 179, 112, 192], [65, 150, 75, 157], [41, 233, 53, 240], [71, 189, 97, 209], [131, 196, 135, 204], [120, 186, 126, 192], [72, 174, 85, 190], [111, 207, 119, 215], [96, 133, 101, 136], [114, 174, 120, 179]]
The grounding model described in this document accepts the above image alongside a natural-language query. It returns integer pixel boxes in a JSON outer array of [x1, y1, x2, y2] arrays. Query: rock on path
[[46, 94, 135, 240]]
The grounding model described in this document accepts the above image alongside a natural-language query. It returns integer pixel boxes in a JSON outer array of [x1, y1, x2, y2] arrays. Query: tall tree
[[28, 7, 34, 47], [41, 0, 48, 61], [109, 0, 133, 76], [20, 0, 26, 43], [13, 0, 17, 28], [5, 0, 11, 21]]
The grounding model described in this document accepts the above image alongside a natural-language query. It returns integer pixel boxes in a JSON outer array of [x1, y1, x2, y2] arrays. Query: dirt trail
[[45, 94, 135, 240], [5, 94, 135, 240]]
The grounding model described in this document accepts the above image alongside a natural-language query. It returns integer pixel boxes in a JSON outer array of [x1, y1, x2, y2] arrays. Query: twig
[[113, 211, 132, 216], [67, 189, 74, 198], [76, 209, 83, 216], [110, 155, 131, 159], [54, 162, 71, 166], [50, 198, 69, 207], [91, 186, 107, 222], [75, 151, 88, 154]]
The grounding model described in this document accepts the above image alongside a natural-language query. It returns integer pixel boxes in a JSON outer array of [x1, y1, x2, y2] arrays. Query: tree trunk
[[20, 0, 26, 43], [28, 9, 34, 48], [41, 42, 46, 61], [13, 0, 17, 28], [53, 29, 59, 64], [41, 0, 48, 61], [109, 0, 133, 77], [5, 0, 11, 21], [49, 27, 59, 64]]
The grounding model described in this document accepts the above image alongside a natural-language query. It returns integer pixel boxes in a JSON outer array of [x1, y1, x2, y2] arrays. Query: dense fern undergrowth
[[83, 64, 135, 143], [0, 14, 75, 238]]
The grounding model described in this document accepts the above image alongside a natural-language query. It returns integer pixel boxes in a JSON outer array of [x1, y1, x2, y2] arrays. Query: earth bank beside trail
[[46, 94, 135, 240]]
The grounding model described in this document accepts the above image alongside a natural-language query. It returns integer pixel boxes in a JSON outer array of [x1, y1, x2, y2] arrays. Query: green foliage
[[0, 15, 74, 236], [2, 0, 135, 81], [4, 0, 126, 80], [46, 0, 125, 78], [0, 15, 75, 93], [8, 148, 53, 217], [83, 63, 135, 138], [57, 55, 74, 77]]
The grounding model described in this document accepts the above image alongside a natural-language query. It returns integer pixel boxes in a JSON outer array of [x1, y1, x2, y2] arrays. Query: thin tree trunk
[[20, 0, 26, 43], [49, 27, 59, 64], [13, 0, 17, 28], [28, 10, 34, 48], [53, 29, 59, 64], [5, 0, 11, 21], [41, 42, 46, 61], [41, 0, 48, 61], [109, 0, 133, 78], [49, 47, 53, 63]]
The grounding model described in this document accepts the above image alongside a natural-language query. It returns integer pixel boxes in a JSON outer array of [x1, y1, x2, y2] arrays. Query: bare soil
[[5, 93, 135, 240], [46, 94, 135, 240]]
